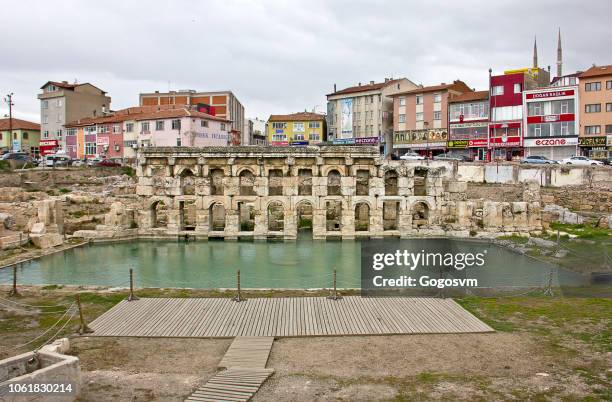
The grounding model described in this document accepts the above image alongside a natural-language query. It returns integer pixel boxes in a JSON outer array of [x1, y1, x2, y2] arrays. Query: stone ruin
[[76, 145, 542, 241], [28, 199, 65, 248]]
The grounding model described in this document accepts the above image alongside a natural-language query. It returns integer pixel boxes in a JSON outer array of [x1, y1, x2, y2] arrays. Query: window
[[585, 104, 601, 113], [221, 123, 226, 131], [309, 133, 320, 141], [398, 114, 406, 123], [606, 125, 612, 134], [585, 82, 601, 91], [433, 111, 441, 120], [176, 137, 181, 146], [560, 101, 570, 114], [47, 85, 57, 92], [293, 122, 304, 132], [66, 128, 76, 136], [98, 125, 108, 133], [113, 124, 120, 133], [513, 83, 521, 93], [399, 97, 406, 106], [433, 93, 441, 103], [416, 95, 423, 105], [42, 115, 48, 124], [607, 103, 612, 112], [585, 125, 601, 135], [85, 142, 97, 154], [293, 133, 305, 141], [201, 120, 208, 127], [607, 80, 612, 90], [22, 132, 28, 140], [56, 130, 62, 139], [43, 131, 49, 139], [125, 122, 134, 132], [56, 99, 63, 107], [369, 95, 374, 103], [308, 121, 320, 128], [272, 134, 286, 141], [560, 122, 569, 136], [155, 120, 165, 131], [141, 122, 150, 133], [492, 86, 504, 95], [171, 119, 181, 130], [416, 112, 423, 121], [84, 126, 95, 133], [42, 100, 48, 109]]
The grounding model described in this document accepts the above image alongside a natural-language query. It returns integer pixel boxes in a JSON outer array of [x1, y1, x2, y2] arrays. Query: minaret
[[556, 28, 563, 77], [533, 36, 538, 69]]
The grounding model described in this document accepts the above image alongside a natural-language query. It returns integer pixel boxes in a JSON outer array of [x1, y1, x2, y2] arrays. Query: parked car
[[595, 157, 612, 166], [399, 152, 425, 160], [433, 153, 470, 162], [71, 159, 85, 167], [95, 159, 122, 167], [1, 152, 34, 168], [520, 155, 558, 164], [86, 157, 102, 167], [44, 154, 71, 167], [560, 156, 604, 166]]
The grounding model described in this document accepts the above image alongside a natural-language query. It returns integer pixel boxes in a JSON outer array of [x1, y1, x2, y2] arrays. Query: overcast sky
[[1, 0, 610, 123]]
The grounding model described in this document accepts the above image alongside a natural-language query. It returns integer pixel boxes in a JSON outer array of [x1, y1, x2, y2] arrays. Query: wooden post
[[127, 268, 139, 301], [76, 294, 93, 334], [8, 265, 20, 297], [232, 269, 245, 302], [544, 269, 555, 297], [327, 268, 342, 300]]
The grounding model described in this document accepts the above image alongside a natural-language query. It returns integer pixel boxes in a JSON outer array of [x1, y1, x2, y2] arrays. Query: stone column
[[283, 209, 297, 241], [253, 210, 267, 241], [312, 207, 326, 240], [225, 209, 239, 240], [341, 203, 355, 240]]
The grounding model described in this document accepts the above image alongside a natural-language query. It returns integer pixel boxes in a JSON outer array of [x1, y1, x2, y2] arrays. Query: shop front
[[39, 139, 59, 156], [393, 129, 448, 157], [579, 136, 609, 159], [524, 137, 578, 160], [488, 122, 523, 161], [448, 122, 488, 161], [468, 139, 489, 161]]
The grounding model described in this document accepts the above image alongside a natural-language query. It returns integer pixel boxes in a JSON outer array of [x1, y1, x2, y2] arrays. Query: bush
[[121, 166, 136, 177], [0, 160, 10, 171], [59, 188, 71, 194]]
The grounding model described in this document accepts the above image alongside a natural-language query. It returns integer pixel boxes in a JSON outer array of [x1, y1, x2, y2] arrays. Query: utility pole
[[4, 93, 14, 147]]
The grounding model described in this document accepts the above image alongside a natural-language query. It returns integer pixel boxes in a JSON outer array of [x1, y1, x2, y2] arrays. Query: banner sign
[[525, 89, 574, 99], [523, 137, 578, 147], [96, 137, 109, 145], [449, 122, 488, 129], [289, 141, 308, 146], [271, 141, 289, 146], [340, 98, 353, 136], [447, 140, 468, 148], [489, 136, 521, 147], [394, 129, 448, 144], [333, 138, 355, 145], [579, 136, 606, 147], [527, 114, 575, 124], [355, 136, 379, 145], [468, 139, 488, 147]]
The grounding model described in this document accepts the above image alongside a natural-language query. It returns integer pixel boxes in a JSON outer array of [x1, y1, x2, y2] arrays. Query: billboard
[[340, 98, 353, 137]]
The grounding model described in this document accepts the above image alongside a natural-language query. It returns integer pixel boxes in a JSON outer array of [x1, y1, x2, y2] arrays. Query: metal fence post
[[127, 268, 139, 301], [8, 265, 20, 297], [76, 294, 93, 334], [327, 268, 342, 300], [232, 269, 245, 302]]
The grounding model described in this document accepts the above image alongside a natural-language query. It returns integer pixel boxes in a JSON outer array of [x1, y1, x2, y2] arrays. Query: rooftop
[[268, 112, 326, 122], [391, 80, 472, 97], [0, 118, 41, 131], [578, 64, 612, 79], [327, 79, 403, 97], [448, 90, 489, 103]]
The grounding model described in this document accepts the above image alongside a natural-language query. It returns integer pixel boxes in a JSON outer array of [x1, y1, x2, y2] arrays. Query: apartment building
[[38, 81, 111, 153], [0, 118, 41, 156], [447, 91, 489, 161], [326, 78, 418, 153], [267, 112, 326, 146], [391, 80, 472, 157], [243, 117, 267, 146], [139, 90, 244, 143], [578, 64, 612, 159]]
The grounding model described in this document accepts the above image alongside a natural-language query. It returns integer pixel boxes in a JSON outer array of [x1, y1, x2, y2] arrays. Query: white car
[[400, 152, 425, 160], [561, 156, 604, 166], [71, 159, 85, 167]]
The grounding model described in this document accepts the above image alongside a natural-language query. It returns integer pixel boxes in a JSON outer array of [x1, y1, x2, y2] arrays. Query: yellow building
[[0, 118, 41, 156], [267, 112, 326, 145]]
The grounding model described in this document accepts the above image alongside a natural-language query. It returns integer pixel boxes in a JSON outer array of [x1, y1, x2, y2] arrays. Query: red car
[[95, 159, 122, 167]]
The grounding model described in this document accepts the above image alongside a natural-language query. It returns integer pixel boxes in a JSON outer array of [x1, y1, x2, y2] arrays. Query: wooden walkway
[[186, 337, 275, 401], [88, 296, 493, 337]]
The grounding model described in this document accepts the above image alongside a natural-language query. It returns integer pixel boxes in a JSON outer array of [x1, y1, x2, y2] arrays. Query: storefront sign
[[289, 141, 308, 146], [355, 136, 379, 145], [403, 142, 447, 150], [524, 137, 578, 147], [468, 139, 488, 147], [527, 114, 575, 124], [579, 136, 606, 147], [96, 137, 109, 145], [449, 122, 488, 129], [332, 138, 355, 145], [271, 141, 289, 146], [39, 139, 59, 156], [525, 89, 574, 99], [447, 140, 468, 148], [489, 136, 521, 147], [393, 129, 448, 145]]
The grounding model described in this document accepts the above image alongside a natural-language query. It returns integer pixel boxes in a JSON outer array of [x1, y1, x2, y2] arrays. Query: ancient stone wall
[[131, 146, 542, 240]]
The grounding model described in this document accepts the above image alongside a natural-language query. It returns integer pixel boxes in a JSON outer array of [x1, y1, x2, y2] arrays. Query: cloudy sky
[[1, 0, 610, 123]]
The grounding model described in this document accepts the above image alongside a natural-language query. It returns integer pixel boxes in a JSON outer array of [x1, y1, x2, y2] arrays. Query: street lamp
[[424, 121, 430, 158]]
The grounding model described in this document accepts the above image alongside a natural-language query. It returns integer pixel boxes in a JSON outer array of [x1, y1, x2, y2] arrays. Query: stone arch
[[355, 169, 370, 196], [296, 200, 314, 230], [298, 169, 313, 195], [320, 165, 346, 177], [414, 167, 428, 196], [179, 199, 197, 230], [209, 202, 226, 231], [267, 201, 285, 231], [239, 169, 256, 196], [209, 168, 225, 195], [411, 201, 430, 229], [179, 168, 195, 195], [325, 199, 342, 231], [327, 169, 342, 196], [235, 166, 257, 177], [384, 169, 399, 196], [354, 202, 370, 231], [151, 199, 168, 228], [268, 169, 283, 196]]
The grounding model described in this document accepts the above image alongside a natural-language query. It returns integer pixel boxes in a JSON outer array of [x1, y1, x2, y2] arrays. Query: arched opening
[[180, 169, 195, 195], [239, 170, 255, 196], [179, 200, 197, 231], [209, 203, 226, 231], [384, 170, 398, 196], [267, 201, 285, 231], [412, 202, 429, 229], [327, 169, 341, 196], [268, 169, 283, 196], [238, 202, 255, 231], [326, 200, 342, 231], [298, 169, 312, 195], [296, 201, 313, 231], [383, 201, 400, 230], [354, 202, 370, 231], [356, 169, 370, 196], [151, 200, 168, 228], [210, 168, 224, 195], [414, 168, 428, 196]]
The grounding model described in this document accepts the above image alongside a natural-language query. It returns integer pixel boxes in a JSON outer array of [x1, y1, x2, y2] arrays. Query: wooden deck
[[185, 368, 274, 402], [218, 337, 274, 369], [88, 296, 493, 337]]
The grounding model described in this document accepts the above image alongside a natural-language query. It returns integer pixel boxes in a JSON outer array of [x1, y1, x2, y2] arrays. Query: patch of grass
[[550, 222, 611, 239], [121, 166, 135, 177], [70, 210, 86, 218], [497, 234, 529, 244], [0, 160, 11, 171], [58, 188, 71, 194]]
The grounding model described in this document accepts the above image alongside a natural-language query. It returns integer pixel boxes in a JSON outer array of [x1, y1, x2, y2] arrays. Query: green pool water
[[0, 235, 590, 290]]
